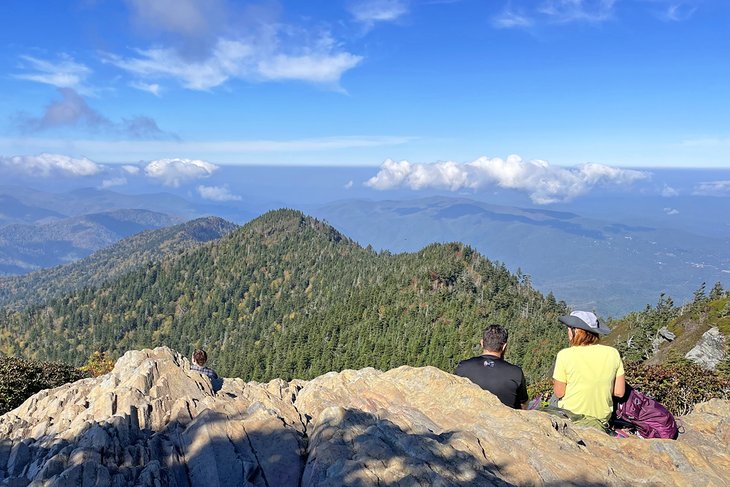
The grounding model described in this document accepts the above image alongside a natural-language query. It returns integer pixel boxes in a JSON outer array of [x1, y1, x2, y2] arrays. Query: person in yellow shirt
[[552, 310, 625, 424]]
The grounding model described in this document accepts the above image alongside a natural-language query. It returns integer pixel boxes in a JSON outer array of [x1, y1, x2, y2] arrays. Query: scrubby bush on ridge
[[527, 360, 730, 417], [0, 355, 88, 416], [624, 361, 730, 416]]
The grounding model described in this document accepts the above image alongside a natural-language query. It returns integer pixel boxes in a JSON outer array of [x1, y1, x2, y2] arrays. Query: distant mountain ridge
[[0, 209, 183, 275], [0, 186, 203, 224], [0, 209, 569, 383], [0, 216, 238, 309], [0, 194, 65, 226], [311, 196, 730, 316]]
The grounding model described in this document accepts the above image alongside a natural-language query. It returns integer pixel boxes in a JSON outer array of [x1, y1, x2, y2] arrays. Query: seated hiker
[[455, 324, 529, 409], [552, 311, 625, 426], [191, 349, 219, 381]]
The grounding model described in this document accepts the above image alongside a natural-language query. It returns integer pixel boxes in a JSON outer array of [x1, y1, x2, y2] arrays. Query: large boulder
[[0, 347, 728, 486], [685, 327, 727, 370]]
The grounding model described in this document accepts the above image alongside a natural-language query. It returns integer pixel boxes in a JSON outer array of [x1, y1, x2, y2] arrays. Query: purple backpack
[[614, 384, 679, 439]]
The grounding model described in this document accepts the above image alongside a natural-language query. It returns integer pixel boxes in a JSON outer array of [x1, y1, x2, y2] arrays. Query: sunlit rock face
[[1, 347, 729, 486]]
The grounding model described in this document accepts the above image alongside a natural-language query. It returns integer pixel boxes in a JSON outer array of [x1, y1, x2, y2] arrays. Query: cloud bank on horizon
[[3, 150, 730, 204], [0, 153, 103, 178], [0, 153, 219, 189], [144, 158, 218, 187], [366, 156, 650, 204]]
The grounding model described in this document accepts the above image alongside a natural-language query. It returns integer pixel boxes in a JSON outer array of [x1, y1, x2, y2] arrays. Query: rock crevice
[[1, 347, 729, 486]]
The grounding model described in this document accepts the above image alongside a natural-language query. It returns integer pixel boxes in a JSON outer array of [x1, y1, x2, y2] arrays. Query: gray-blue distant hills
[[1, 174, 729, 317], [310, 196, 730, 317]]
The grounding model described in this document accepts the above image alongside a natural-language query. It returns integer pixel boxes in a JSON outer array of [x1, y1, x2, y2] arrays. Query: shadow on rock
[[1, 348, 728, 486]]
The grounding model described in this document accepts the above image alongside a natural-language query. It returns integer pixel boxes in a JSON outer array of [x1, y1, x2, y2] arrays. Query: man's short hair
[[193, 349, 208, 366], [482, 325, 508, 353]]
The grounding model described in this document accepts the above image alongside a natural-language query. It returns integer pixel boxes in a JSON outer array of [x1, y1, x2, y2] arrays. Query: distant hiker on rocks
[[552, 311, 625, 426], [455, 324, 529, 409], [191, 349, 219, 382]]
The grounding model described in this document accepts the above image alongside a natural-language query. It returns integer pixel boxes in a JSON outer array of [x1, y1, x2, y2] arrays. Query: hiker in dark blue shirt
[[455, 325, 529, 409]]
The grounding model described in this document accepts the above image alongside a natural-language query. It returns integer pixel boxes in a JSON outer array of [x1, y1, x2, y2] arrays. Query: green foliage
[[527, 376, 554, 402], [720, 300, 730, 318], [717, 354, 730, 378], [709, 282, 725, 301], [79, 351, 115, 377], [625, 361, 730, 416], [0, 209, 569, 384], [0, 217, 237, 310], [0, 355, 88, 415], [612, 293, 678, 362], [692, 282, 707, 306], [526, 361, 730, 417]]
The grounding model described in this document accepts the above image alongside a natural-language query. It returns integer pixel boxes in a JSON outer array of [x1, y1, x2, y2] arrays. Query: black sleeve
[[454, 361, 464, 376], [517, 371, 529, 405]]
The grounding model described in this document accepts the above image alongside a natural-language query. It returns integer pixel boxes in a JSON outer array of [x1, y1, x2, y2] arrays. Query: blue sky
[[0, 0, 729, 201]]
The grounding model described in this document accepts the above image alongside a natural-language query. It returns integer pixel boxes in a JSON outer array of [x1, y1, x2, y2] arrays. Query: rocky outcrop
[[657, 327, 676, 342], [652, 326, 677, 355], [685, 327, 727, 370], [1, 347, 729, 486]]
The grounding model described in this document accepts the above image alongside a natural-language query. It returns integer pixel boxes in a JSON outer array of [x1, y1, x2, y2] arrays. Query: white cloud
[[661, 184, 679, 197], [106, 2, 364, 92], [493, 8, 534, 28], [344, 180, 354, 189], [0, 153, 103, 178], [495, 0, 618, 28], [349, 0, 409, 25], [258, 51, 364, 85], [539, 0, 617, 23], [693, 180, 730, 197], [494, 0, 704, 30], [130, 81, 162, 96], [14, 54, 94, 94], [122, 165, 141, 174], [197, 185, 241, 201], [104, 36, 362, 90], [365, 155, 649, 204], [144, 158, 218, 186], [663, 3, 698, 21], [100, 177, 128, 188], [663, 207, 679, 215], [104, 45, 232, 91]]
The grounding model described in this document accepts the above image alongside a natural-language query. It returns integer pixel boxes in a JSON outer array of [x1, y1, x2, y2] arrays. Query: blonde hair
[[569, 327, 600, 346]]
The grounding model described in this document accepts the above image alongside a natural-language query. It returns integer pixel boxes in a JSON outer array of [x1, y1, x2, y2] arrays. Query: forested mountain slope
[[607, 283, 730, 371], [0, 216, 238, 309], [0, 210, 568, 383]]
